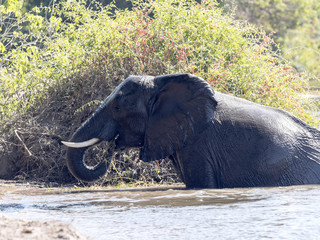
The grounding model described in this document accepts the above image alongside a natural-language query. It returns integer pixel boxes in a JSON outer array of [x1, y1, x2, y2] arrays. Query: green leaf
[[0, 42, 5, 53]]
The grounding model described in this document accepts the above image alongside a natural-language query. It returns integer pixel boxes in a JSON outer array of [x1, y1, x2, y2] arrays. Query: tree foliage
[[1, 0, 317, 125], [222, 0, 320, 78]]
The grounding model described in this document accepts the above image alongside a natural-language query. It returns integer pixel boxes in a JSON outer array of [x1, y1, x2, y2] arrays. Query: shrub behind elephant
[[63, 74, 320, 188]]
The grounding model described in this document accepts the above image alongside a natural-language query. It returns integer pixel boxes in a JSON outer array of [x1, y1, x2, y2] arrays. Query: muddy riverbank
[[0, 215, 89, 240], [0, 181, 91, 239]]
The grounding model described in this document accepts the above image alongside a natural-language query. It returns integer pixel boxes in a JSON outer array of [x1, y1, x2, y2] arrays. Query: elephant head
[[63, 73, 217, 182]]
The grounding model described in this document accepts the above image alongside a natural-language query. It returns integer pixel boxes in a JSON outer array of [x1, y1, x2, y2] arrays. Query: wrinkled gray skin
[[65, 73, 320, 188]]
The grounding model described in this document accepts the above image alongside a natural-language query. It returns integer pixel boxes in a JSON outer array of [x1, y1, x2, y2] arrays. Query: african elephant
[[62, 73, 320, 188]]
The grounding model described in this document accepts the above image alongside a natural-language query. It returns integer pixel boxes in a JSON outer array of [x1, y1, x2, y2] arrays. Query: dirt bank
[[0, 215, 90, 240], [0, 181, 90, 239]]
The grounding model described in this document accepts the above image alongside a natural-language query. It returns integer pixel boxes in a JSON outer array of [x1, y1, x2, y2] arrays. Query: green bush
[[0, 0, 318, 183], [220, 0, 320, 79], [1, 0, 317, 125]]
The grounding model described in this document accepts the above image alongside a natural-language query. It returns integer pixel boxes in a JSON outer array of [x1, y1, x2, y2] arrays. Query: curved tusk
[[61, 138, 100, 148]]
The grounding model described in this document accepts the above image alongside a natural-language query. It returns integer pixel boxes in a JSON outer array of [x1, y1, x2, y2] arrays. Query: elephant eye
[[114, 106, 120, 112]]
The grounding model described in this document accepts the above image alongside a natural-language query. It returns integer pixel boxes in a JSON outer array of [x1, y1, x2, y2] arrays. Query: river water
[[1, 184, 320, 239]]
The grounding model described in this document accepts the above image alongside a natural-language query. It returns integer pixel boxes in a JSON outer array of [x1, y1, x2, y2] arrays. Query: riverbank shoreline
[[0, 180, 90, 240], [0, 215, 90, 240]]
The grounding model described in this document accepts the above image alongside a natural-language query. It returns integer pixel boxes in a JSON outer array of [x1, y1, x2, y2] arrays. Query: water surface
[[1, 184, 320, 239]]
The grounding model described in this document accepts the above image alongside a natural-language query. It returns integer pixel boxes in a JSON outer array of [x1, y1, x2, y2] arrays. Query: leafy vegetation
[[0, 0, 318, 184], [1, 0, 317, 123], [221, 0, 320, 78]]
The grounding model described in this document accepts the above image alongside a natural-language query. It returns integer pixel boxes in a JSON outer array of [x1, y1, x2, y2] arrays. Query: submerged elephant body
[[63, 74, 320, 188], [171, 92, 320, 188]]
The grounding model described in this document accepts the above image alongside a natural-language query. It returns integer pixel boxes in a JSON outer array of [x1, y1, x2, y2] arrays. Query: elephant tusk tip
[[61, 141, 72, 147]]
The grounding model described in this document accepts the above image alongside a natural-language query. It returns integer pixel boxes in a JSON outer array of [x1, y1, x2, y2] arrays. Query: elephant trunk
[[66, 146, 107, 182], [64, 111, 117, 182]]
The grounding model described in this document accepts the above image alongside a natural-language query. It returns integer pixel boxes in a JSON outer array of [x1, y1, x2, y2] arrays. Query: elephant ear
[[141, 73, 217, 162]]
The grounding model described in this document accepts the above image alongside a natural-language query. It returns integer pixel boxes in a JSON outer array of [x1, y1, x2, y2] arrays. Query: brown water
[[1, 183, 320, 239]]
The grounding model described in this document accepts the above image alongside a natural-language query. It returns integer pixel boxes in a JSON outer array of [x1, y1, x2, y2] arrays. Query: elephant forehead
[[126, 75, 154, 85], [140, 76, 155, 88], [119, 75, 155, 94]]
